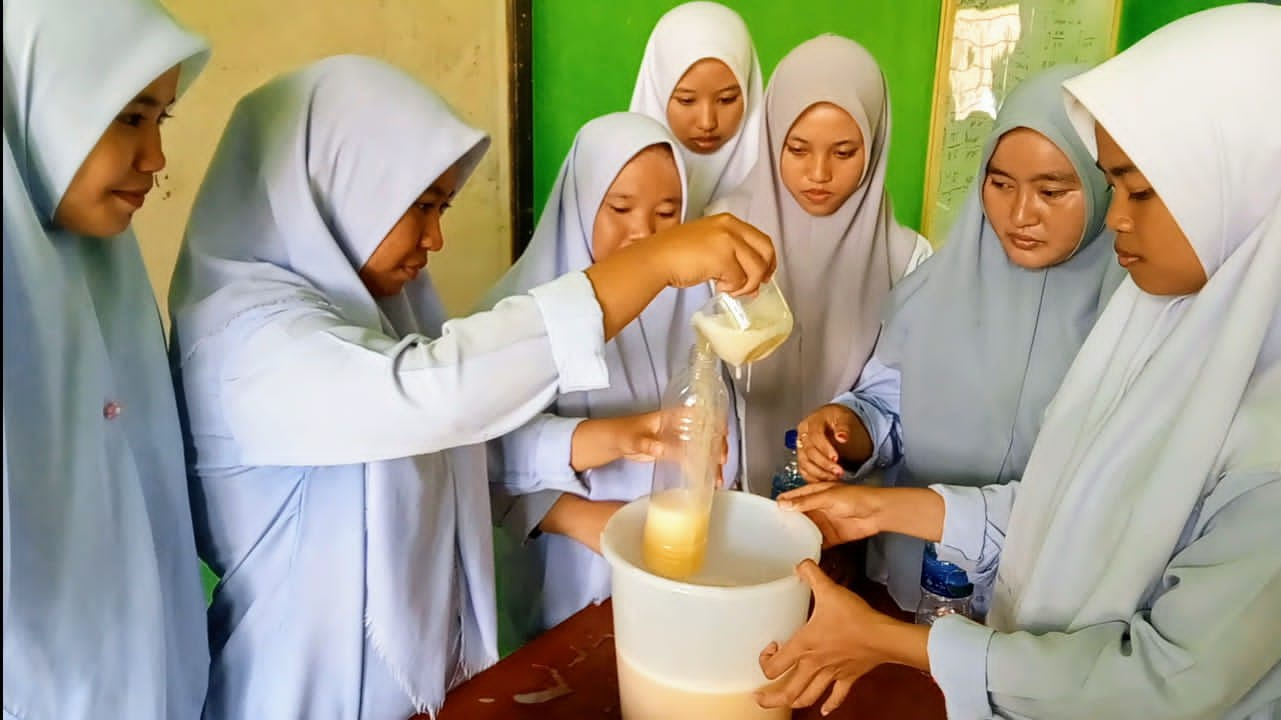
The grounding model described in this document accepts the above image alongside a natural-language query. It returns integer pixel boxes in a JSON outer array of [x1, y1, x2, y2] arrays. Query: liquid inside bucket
[[618, 652, 792, 720], [602, 491, 821, 720]]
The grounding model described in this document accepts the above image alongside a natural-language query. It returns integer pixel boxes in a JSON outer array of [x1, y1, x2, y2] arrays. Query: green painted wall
[[532, 0, 943, 232], [530, 0, 1251, 235]]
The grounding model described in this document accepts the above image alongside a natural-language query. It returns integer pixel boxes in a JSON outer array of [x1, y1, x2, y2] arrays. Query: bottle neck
[[688, 338, 719, 374]]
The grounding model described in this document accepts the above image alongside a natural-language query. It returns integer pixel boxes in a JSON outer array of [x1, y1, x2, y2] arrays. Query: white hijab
[[169, 55, 492, 713], [629, 1, 764, 216], [3, 0, 209, 716], [990, 4, 1281, 634]]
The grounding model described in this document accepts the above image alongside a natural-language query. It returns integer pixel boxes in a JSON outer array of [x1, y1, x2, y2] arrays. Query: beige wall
[[135, 0, 513, 320]]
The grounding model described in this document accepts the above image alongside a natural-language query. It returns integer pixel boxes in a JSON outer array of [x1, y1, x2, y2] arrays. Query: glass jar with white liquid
[[690, 279, 794, 369]]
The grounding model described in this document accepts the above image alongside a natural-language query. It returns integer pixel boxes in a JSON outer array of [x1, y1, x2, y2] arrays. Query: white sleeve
[[497, 412, 589, 496], [930, 481, 1020, 580], [902, 233, 934, 278], [220, 272, 610, 466]]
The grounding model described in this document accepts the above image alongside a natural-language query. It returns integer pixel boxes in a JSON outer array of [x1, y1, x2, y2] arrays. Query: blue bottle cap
[[921, 545, 974, 599], [784, 429, 798, 450]]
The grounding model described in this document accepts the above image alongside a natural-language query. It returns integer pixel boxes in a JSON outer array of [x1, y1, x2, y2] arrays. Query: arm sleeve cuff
[[930, 484, 989, 568], [928, 614, 996, 720]]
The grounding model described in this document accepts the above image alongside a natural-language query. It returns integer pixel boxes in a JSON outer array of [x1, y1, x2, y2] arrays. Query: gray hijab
[[717, 34, 918, 491], [878, 64, 1122, 490]]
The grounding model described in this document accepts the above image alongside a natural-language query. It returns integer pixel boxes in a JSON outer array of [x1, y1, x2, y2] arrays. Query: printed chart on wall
[[920, 0, 1122, 244]]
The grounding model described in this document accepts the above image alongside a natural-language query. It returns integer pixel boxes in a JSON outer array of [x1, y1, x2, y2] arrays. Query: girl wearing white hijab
[[488, 112, 743, 641], [762, 6, 1281, 718], [630, 1, 764, 216], [795, 65, 1126, 614], [712, 34, 931, 494], [3, 1, 210, 717], [169, 56, 774, 718]]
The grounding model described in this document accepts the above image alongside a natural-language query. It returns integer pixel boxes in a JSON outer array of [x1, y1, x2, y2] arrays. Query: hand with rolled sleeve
[[756, 560, 930, 716], [776, 481, 945, 549]]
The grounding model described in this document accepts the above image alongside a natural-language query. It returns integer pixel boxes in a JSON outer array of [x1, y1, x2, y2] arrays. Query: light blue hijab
[[2, 0, 209, 717], [169, 56, 492, 716], [874, 65, 1124, 608], [485, 112, 739, 634]]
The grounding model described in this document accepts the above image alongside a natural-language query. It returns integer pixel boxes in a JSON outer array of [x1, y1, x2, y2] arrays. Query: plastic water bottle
[[914, 543, 974, 625], [643, 341, 729, 580], [770, 430, 805, 499]]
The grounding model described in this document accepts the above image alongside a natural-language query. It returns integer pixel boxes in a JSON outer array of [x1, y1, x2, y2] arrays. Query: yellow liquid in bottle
[[642, 489, 712, 580]]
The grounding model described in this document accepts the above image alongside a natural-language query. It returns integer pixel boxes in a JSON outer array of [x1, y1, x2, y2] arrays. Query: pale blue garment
[[926, 369, 1280, 718], [483, 112, 740, 640], [922, 6, 1281, 717], [2, 1, 210, 718], [837, 65, 1125, 612], [168, 56, 609, 719]]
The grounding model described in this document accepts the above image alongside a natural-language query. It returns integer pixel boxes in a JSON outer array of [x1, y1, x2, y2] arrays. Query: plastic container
[[770, 430, 805, 499], [603, 490, 822, 720], [914, 543, 974, 626], [642, 342, 730, 580], [690, 279, 794, 368]]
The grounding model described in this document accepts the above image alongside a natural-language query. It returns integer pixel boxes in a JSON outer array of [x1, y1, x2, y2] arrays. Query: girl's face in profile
[[55, 65, 181, 238], [1095, 124, 1207, 296], [360, 163, 460, 298]]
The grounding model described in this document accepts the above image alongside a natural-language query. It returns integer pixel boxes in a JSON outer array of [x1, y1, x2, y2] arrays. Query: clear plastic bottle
[[690, 279, 794, 369], [914, 543, 974, 626], [769, 430, 805, 500], [642, 340, 730, 581]]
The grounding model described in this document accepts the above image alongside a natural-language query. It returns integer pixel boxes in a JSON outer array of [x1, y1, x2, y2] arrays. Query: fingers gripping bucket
[[601, 490, 821, 719]]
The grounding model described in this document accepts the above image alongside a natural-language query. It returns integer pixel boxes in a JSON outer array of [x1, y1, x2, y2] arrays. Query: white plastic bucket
[[601, 490, 821, 719]]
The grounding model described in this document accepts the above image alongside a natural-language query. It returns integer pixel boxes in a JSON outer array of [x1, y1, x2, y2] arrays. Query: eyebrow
[[1032, 171, 1077, 182], [1095, 161, 1138, 177], [420, 187, 456, 201], [672, 83, 740, 95], [986, 164, 1077, 183], [128, 94, 174, 109], [786, 136, 859, 148]]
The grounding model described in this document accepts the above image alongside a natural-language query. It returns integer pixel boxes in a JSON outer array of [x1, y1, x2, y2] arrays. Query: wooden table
[[431, 563, 946, 720]]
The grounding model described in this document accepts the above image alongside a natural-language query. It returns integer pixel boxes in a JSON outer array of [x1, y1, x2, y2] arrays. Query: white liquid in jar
[[617, 652, 792, 720], [691, 310, 792, 368], [642, 489, 712, 580]]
